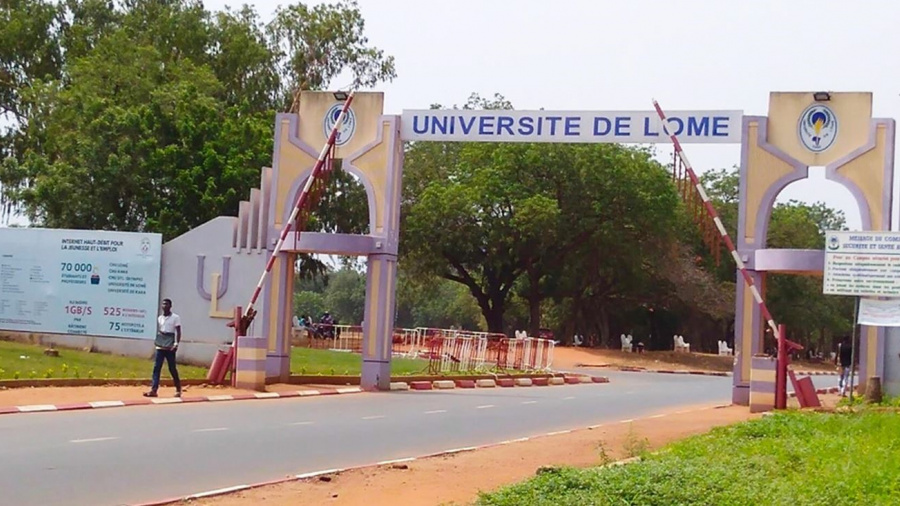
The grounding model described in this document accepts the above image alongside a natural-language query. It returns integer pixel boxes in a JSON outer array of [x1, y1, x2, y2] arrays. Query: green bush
[[478, 411, 900, 506]]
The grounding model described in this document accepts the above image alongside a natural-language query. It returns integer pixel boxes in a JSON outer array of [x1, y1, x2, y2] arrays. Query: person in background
[[835, 336, 853, 397], [144, 298, 182, 398]]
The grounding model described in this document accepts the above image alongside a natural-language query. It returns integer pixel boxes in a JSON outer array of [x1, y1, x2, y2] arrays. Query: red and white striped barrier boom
[[652, 100, 780, 339], [242, 92, 356, 324]]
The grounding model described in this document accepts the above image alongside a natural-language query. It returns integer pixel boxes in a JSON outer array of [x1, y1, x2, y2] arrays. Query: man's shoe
[[143, 391, 158, 398], [174, 391, 182, 398]]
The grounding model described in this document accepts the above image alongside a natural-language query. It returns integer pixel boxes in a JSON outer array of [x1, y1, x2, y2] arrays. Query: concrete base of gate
[[361, 359, 391, 391], [235, 336, 267, 392]]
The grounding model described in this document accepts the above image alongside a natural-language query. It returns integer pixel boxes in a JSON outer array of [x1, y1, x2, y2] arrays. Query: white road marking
[[296, 469, 342, 479], [70, 437, 119, 444], [254, 392, 281, 399], [88, 400, 125, 408], [362, 415, 386, 420], [619, 419, 634, 424], [563, 396, 576, 400], [476, 404, 495, 409], [206, 395, 234, 402], [193, 427, 229, 433], [444, 446, 477, 454], [521, 401, 538, 405], [424, 410, 447, 414], [18, 405, 57, 412], [647, 414, 667, 419], [377, 457, 416, 466], [289, 421, 314, 426], [190, 485, 250, 499]]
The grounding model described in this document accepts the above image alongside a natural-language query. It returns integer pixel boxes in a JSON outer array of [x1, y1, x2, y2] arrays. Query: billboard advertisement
[[0, 228, 162, 339]]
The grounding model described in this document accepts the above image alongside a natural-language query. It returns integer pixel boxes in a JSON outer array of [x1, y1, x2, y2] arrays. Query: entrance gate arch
[[159, 91, 894, 397]]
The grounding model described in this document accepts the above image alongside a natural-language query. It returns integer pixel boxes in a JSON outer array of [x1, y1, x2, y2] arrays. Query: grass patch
[[1, 339, 529, 380], [291, 347, 427, 376], [477, 410, 900, 506], [0, 340, 208, 380], [290, 347, 528, 377]]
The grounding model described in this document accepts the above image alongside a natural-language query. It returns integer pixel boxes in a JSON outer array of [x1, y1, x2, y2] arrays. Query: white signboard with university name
[[823, 231, 900, 297], [0, 228, 162, 339], [400, 110, 743, 144]]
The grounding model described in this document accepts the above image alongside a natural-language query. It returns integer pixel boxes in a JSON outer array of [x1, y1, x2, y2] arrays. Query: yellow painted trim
[[267, 258, 281, 353], [866, 327, 878, 382], [208, 273, 233, 319], [382, 261, 394, 359], [367, 262, 381, 357], [750, 392, 775, 404], [750, 369, 776, 383], [237, 347, 266, 362]]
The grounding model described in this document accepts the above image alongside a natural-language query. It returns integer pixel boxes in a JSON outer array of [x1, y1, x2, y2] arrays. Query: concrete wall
[[160, 216, 267, 348]]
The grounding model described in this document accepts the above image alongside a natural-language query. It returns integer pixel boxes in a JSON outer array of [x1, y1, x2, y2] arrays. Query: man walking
[[144, 298, 182, 398], [835, 336, 853, 397]]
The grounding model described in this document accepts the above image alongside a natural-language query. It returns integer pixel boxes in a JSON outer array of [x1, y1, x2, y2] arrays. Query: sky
[[6, 0, 900, 231], [200, 0, 892, 232]]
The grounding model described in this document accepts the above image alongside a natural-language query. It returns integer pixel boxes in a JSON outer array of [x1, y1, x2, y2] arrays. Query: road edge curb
[[0, 386, 364, 416]]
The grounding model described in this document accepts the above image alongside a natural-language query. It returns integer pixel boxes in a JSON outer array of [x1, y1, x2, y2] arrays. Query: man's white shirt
[[158, 313, 181, 333]]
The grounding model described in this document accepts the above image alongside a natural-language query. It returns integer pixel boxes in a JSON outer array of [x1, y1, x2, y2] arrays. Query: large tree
[[0, 0, 395, 238], [401, 94, 684, 334]]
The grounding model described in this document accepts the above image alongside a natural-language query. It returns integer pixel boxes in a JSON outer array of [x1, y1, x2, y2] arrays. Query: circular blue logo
[[798, 104, 838, 153], [323, 103, 357, 147]]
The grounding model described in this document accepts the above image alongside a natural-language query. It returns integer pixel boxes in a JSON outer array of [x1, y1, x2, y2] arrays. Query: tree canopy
[[0, 0, 395, 237], [0, 2, 854, 353]]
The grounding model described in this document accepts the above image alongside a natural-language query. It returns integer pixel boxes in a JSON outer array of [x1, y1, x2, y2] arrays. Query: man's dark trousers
[[151, 349, 181, 392]]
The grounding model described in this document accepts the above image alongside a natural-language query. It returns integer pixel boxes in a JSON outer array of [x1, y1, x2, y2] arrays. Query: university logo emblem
[[798, 104, 838, 153], [323, 103, 357, 147]]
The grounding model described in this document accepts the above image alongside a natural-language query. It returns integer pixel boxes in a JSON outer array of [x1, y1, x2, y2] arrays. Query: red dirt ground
[[194, 403, 754, 506], [552, 346, 837, 373]]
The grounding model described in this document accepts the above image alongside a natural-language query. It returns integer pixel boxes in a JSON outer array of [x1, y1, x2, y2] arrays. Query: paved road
[[0, 371, 835, 506]]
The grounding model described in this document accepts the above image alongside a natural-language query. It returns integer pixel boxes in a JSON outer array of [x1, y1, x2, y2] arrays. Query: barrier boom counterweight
[[238, 92, 356, 333]]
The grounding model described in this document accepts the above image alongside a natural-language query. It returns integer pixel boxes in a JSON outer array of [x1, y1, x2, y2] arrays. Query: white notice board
[[0, 228, 162, 339], [824, 231, 900, 297], [857, 298, 900, 327]]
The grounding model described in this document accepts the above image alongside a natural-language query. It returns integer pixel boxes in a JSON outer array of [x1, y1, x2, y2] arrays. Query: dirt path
[[193, 403, 755, 506], [552, 346, 836, 373]]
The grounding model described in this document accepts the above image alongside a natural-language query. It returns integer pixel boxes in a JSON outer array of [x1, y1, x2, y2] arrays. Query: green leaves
[[401, 103, 684, 334], [477, 411, 900, 505], [0, 0, 395, 238], [268, 0, 396, 107]]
